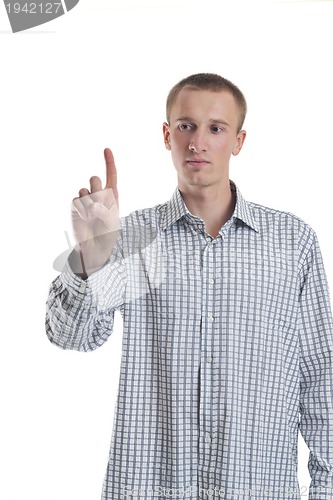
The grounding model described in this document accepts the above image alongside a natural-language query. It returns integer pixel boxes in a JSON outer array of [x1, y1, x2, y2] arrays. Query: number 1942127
[[5, 3, 62, 14]]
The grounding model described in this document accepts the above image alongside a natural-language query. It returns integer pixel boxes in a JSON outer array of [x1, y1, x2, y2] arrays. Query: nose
[[188, 129, 207, 153]]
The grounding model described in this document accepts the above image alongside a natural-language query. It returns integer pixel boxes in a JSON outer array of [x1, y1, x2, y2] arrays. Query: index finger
[[104, 147, 118, 202]]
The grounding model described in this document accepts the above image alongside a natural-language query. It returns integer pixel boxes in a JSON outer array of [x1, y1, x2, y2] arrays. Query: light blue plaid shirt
[[46, 182, 333, 499]]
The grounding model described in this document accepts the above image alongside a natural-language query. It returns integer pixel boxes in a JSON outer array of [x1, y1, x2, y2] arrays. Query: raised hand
[[70, 148, 120, 277]]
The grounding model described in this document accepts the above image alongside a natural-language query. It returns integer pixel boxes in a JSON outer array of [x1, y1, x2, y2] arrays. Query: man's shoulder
[[247, 198, 316, 242], [248, 198, 306, 220]]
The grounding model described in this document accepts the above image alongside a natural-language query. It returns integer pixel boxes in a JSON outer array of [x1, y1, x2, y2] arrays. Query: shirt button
[[207, 357, 213, 363], [208, 316, 214, 323], [208, 278, 214, 284], [205, 433, 211, 444]]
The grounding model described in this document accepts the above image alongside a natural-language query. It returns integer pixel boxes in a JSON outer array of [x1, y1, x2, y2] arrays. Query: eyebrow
[[175, 116, 231, 128]]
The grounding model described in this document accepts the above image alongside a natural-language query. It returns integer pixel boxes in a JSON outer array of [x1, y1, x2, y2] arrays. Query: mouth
[[186, 159, 210, 167]]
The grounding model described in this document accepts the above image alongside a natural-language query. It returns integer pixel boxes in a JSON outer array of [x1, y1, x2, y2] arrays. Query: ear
[[163, 122, 171, 150], [232, 129, 246, 156]]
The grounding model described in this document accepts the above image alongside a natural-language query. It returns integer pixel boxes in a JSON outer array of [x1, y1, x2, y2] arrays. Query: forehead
[[170, 87, 240, 125]]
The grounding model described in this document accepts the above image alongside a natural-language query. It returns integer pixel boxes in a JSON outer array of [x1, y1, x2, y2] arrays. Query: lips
[[186, 159, 210, 167]]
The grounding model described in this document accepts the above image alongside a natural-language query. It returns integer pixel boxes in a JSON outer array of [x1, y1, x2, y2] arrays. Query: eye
[[211, 125, 223, 133], [178, 123, 192, 131]]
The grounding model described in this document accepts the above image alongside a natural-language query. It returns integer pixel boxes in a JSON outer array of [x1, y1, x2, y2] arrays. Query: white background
[[0, 0, 333, 498]]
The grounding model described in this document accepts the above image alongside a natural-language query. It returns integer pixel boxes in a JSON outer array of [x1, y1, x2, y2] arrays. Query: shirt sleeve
[[298, 229, 333, 500], [45, 234, 126, 352]]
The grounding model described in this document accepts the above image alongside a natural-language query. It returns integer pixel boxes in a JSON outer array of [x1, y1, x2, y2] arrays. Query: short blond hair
[[166, 73, 247, 132]]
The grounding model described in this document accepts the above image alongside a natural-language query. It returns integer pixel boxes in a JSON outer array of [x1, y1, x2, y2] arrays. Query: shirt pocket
[[157, 252, 201, 321]]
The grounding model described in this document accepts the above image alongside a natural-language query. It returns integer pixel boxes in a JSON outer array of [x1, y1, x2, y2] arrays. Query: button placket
[[199, 241, 218, 464]]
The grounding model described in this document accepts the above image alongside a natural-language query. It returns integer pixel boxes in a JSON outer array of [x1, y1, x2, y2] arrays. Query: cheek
[[170, 143, 185, 158], [171, 133, 188, 149], [215, 139, 234, 155], [170, 149, 182, 166]]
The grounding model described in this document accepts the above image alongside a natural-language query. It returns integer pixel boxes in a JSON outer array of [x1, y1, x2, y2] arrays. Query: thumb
[[91, 202, 120, 232], [91, 202, 110, 220]]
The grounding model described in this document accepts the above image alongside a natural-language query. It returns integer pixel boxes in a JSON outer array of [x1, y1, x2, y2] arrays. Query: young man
[[46, 74, 333, 499]]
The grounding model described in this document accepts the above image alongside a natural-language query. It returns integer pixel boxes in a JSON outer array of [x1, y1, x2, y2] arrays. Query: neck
[[179, 181, 235, 238]]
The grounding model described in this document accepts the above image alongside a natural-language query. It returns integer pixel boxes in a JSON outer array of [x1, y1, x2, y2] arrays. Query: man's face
[[163, 88, 246, 191]]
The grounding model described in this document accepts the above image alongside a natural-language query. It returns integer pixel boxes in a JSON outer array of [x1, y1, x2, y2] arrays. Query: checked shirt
[[46, 182, 333, 499]]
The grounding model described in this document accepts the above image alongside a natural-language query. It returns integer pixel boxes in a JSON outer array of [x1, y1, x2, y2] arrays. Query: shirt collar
[[231, 181, 259, 232], [160, 180, 259, 233]]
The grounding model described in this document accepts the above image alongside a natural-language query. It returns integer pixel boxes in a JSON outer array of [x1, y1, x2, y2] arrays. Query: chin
[[183, 179, 212, 189]]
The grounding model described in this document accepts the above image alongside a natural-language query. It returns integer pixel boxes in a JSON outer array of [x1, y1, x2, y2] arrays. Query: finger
[[79, 188, 90, 197], [72, 197, 89, 220], [90, 176, 103, 193], [104, 148, 118, 203], [74, 192, 94, 213]]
